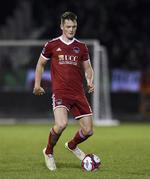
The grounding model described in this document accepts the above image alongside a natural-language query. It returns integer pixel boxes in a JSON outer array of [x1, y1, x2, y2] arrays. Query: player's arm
[[83, 60, 94, 93], [33, 55, 47, 95]]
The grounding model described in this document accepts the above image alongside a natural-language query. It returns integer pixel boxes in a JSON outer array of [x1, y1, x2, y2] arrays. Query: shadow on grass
[[42, 162, 80, 170], [57, 162, 80, 169]]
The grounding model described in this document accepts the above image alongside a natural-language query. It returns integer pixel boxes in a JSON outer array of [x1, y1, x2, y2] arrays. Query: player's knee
[[55, 120, 68, 134], [58, 121, 68, 132]]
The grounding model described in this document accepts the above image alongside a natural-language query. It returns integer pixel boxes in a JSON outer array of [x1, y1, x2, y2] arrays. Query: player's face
[[61, 19, 77, 40]]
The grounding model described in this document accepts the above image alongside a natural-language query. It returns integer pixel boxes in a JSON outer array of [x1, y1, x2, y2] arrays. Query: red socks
[[45, 128, 93, 154], [68, 129, 93, 150], [45, 128, 61, 155]]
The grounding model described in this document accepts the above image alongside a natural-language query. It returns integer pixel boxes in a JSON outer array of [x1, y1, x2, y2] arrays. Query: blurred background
[[0, 0, 150, 123]]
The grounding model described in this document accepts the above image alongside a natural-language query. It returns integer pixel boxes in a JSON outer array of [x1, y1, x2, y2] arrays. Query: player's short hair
[[61, 12, 77, 24]]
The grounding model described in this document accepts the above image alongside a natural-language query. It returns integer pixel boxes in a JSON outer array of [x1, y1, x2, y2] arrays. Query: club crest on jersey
[[73, 47, 80, 53]]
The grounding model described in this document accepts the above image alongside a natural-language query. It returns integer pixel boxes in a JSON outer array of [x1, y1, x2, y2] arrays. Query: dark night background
[[0, 0, 150, 122]]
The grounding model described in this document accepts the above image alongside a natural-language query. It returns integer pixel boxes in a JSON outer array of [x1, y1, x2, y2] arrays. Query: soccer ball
[[81, 154, 101, 171]]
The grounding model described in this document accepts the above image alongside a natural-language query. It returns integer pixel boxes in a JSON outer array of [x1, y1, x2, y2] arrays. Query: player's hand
[[33, 86, 45, 96], [88, 84, 95, 93], [87, 81, 95, 93]]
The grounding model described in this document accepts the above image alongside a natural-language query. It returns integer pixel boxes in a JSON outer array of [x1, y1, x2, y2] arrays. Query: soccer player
[[33, 11, 94, 171]]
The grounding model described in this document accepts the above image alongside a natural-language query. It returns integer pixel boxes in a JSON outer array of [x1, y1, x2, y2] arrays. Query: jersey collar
[[59, 36, 75, 45]]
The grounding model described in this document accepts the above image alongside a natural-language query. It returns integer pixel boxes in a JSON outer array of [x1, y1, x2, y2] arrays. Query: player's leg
[[65, 94, 93, 160], [68, 115, 93, 149], [43, 107, 68, 170], [45, 107, 68, 155], [65, 115, 93, 161]]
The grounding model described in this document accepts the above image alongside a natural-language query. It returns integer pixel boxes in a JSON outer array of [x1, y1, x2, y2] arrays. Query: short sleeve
[[82, 44, 90, 61], [41, 42, 51, 60]]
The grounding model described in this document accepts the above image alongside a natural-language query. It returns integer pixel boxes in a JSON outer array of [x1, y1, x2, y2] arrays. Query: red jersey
[[41, 36, 90, 95]]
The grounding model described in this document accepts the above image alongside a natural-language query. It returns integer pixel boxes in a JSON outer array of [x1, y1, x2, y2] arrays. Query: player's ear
[[60, 23, 63, 31]]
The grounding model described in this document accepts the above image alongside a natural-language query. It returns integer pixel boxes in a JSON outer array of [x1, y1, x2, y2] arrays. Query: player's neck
[[61, 35, 74, 43]]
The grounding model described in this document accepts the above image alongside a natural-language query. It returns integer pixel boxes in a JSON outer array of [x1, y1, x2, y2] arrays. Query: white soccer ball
[[81, 154, 101, 171]]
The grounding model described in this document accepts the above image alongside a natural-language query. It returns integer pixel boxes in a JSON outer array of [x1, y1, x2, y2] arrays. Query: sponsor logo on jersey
[[73, 47, 80, 53], [58, 54, 78, 65]]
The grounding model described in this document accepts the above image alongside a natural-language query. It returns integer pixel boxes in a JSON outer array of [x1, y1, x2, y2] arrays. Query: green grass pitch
[[0, 123, 150, 179]]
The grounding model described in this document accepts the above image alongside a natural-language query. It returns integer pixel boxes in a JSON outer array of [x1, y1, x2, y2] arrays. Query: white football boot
[[43, 148, 56, 171], [65, 142, 86, 161]]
